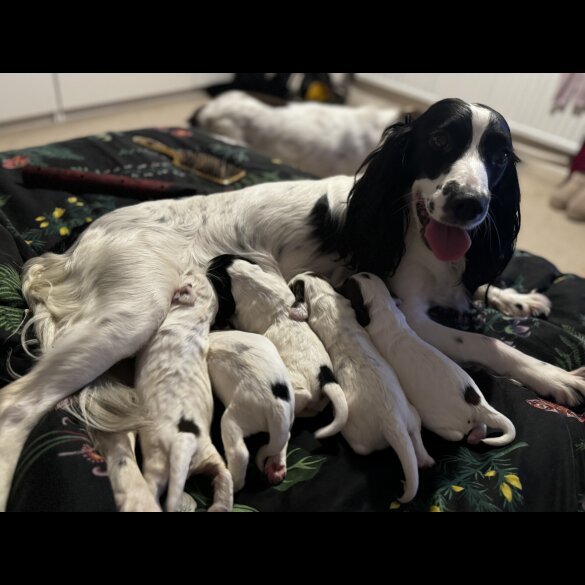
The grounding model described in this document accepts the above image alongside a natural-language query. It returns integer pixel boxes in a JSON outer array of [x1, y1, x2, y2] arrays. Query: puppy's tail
[[314, 381, 348, 439], [384, 421, 420, 504], [480, 407, 516, 447], [255, 401, 291, 472], [166, 433, 198, 512]]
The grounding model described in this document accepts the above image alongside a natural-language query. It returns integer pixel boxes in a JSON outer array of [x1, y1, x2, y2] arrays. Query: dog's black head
[[340, 98, 520, 293]]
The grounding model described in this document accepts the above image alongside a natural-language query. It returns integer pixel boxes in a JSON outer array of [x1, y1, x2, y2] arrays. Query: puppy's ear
[[340, 121, 414, 276], [288, 279, 309, 321], [462, 155, 521, 293], [338, 278, 370, 327]]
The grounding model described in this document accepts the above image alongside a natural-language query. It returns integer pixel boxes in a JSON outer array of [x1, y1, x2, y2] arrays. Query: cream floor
[[0, 88, 583, 276]]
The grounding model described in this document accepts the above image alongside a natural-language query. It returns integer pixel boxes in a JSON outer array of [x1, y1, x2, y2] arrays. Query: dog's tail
[[314, 381, 349, 439], [166, 433, 198, 512], [255, 401, 291, 473], [21, 252, 80, 352], [383, 420, 420, 503], [480, 406, 517, 447]]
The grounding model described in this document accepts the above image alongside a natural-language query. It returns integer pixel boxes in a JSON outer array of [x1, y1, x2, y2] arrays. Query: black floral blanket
[[1, 128, 584, 512]]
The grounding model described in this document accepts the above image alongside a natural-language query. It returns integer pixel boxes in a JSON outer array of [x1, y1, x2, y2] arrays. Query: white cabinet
[[0, 73, 58, 124], [57, 73, 231, 110]]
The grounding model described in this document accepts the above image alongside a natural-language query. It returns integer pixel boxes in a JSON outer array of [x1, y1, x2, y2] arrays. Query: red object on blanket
[[570, 142, 585, 174], [20, 166, 196, 198]]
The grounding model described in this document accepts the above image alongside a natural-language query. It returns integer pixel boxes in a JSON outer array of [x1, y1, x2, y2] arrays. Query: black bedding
[[1, 127, 584, 512]]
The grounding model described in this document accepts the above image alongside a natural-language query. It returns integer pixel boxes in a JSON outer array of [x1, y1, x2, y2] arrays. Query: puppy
[[342, 273, 516, 446], [208, 330, 295, 491], [207, 254, 348, 439], [288, 272, 434, 503], [135, 273, 233, 512]]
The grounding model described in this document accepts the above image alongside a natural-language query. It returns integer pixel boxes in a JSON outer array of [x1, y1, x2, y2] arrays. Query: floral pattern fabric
[[0, 128, 584, 512]]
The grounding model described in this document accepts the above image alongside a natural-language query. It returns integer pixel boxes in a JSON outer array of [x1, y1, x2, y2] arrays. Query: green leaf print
[[0, 265, 24, 307], [0, 195, 9, 208], [551, 325, 585, 370], [0, 306, 25, 333], [272, 447, 327, 492]]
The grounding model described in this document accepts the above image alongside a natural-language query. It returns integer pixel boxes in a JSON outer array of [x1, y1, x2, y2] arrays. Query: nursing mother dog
[[1, 98, 584, 511]]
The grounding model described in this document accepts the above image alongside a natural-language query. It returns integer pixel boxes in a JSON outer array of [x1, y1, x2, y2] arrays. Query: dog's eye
[[429, 132, 450, 151], [492, 149, 509, 166]]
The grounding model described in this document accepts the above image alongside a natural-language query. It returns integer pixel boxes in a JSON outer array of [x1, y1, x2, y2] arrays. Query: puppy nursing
[[343, 274, 516, 446], [289, 273, 434, 503], [207, 255, 348, 440], [135, 274, 233, 512], [208, 330, 295, 490]]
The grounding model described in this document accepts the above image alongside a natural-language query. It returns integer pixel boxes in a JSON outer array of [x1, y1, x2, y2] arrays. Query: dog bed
[[1, 127, 584, 512]]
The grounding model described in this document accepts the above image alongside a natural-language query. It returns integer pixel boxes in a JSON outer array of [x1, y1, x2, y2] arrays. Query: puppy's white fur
[[208, 330, 294, 491], [216, 257, 348, 438], [349, 273, 516, 446], [196, 90, 401, 177], [289, 273, 434, 503], [135, 274, 232, 512]]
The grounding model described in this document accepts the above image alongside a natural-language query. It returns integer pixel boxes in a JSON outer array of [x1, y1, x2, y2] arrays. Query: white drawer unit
[[0, 73, 58, 124]]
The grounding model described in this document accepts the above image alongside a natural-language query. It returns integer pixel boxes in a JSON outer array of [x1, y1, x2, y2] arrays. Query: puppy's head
[[287, 272, 333, 321]]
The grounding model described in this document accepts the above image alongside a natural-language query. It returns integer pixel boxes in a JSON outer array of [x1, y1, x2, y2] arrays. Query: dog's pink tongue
[[424, 219, 471, 262]]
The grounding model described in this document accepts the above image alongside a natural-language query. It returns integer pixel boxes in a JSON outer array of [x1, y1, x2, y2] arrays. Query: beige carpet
[[0, 87, 582, 276]]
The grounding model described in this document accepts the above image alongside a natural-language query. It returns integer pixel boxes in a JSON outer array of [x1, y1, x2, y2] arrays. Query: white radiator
[[357, 73, 585, 155]]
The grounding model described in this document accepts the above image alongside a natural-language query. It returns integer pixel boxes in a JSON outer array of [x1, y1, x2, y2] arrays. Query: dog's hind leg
[[0, 288, 174, 511], [96, 431, 161, 512], [199, 441, 233, 512], [220, 409, 249, 492]]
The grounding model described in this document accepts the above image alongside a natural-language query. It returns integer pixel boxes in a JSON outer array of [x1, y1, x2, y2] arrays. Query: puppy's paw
[[490, 288, 551, 318], [265, 457, 287, 485]]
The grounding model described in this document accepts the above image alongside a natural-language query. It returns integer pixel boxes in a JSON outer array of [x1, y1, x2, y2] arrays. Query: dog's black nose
[[442, 182, 488, 224]]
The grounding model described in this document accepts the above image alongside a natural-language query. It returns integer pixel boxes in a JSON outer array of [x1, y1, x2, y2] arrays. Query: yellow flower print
[[484, 469, 496, 478], [500, 483, 513, 502], [504, 474, 522, 490], [67, 196, 78, 203], [85, 217, 93, 223], [59, 227, 70, 236], [52, 207, 66, 219], [35, 216, 46, 222], [389, 501, 401, 510], [451, 485, 464, 492], [429, 505, 442, 512], [39, 221, 49, 228]]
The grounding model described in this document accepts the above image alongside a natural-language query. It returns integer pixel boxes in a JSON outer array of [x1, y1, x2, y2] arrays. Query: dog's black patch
[[233, 343, 251, 354], [429, 200, 435, 213], [464, 386, 481, 405], [338, 278, 370, 327], [178, 417, 201, 436], [156, 217, 168, 224], [207, 254, 257, 329], [290, 279, 305, 304], [318, 365, 337, 387], [454, 336, 464, 344], [118, 458, 128, 468], [515, 303, 523, 310], [309, 194, 343, 253], [271, 382, 290, 402]]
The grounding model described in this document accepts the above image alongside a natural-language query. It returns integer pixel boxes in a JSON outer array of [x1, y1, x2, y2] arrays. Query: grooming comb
[[132, 136, 246, 186]]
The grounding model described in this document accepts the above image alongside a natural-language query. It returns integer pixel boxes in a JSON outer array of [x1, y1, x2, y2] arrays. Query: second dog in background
[[193, 90, 401, 177]]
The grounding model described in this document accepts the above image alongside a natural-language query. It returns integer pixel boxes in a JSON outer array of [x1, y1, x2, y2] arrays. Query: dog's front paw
[[116, 488, 162, 512], [527, 363, 585, 407]]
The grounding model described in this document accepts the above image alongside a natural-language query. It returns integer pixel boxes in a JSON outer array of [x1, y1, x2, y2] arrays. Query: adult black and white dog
[[1, 97, 584, 511]]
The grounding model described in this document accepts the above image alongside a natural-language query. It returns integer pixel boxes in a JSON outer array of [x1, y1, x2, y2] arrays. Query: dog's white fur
[[349, 273, 516, 446], [216, 257, 348, 438], [288, 272, 434, 503], [196, 90, 401, 177], [1, 103, 584, 510], [208, 330, 294, 491], [135, 275, 232, 512], [474, 285, 552, 318]]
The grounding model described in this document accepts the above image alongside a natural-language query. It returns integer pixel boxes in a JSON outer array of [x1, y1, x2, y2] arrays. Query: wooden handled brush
[[132, 136, 246, 186]]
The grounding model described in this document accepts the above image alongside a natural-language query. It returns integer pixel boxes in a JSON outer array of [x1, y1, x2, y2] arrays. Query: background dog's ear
[[341, 121, 414, 277], [462, 156, 521, 293], [288, 279, 309, 321], [206, 257, 237, 329], [338, 278, 371, 327]]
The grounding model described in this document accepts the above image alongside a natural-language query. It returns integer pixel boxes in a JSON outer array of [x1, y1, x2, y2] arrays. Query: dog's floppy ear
[[462, 156, 521, 293], [338, 278, 370, 327], [340, 121, 414, 277], [288, 279, 309, 321]]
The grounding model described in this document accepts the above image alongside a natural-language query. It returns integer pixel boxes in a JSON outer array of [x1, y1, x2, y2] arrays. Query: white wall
[[0, 73, 232, 126], [358, 73, 585, 154]]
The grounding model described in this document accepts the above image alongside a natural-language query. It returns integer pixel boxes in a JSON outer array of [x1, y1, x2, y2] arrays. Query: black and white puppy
[[135, 274, 233, 512], [208, 330, 295, 490], [207, 254, 348, 439], [342, 273, 516, 446], [288, 273, 434, 503]]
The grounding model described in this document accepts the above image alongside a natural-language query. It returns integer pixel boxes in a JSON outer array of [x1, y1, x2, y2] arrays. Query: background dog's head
[[342, 98, 521, 293]]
